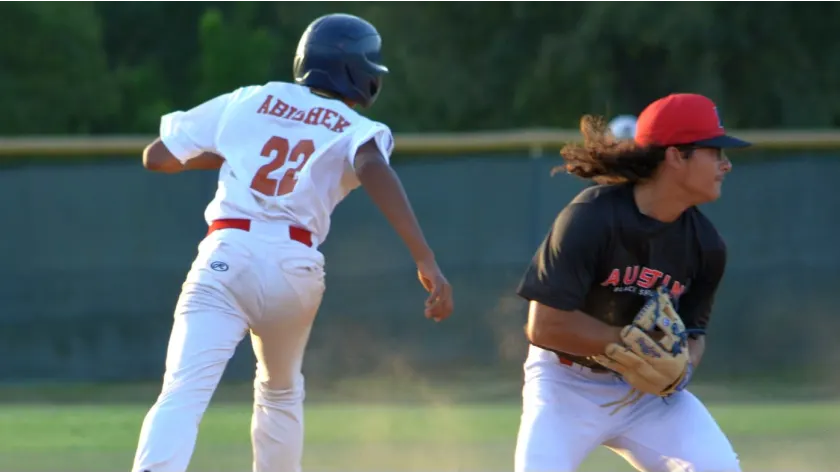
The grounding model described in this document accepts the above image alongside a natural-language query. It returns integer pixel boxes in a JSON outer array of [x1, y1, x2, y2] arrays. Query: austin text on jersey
[[600, 265, 686, 298]]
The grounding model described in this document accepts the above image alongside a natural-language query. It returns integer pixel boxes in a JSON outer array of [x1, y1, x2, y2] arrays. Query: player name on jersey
[[256, 95, 352, 133], [600, 265, 686, 298]]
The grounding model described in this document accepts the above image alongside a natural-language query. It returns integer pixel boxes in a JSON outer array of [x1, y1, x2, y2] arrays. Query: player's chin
[[699, 181, 723, 203]]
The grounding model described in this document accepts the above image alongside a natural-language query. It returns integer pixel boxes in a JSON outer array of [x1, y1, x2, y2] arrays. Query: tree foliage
[[0, 4, 118, 133], [1, 3, 837, 134]]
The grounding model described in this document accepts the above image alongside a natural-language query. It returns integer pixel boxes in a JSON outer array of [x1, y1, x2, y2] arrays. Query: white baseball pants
[[514, 346, 741, 472], [132, 224, 326, 472]]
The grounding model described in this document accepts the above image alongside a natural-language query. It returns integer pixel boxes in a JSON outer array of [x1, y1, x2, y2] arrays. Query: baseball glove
[[593, 285, 692, 413]]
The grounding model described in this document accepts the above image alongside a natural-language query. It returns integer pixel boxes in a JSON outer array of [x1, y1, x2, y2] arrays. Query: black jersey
[[516, 183, 727, 367]]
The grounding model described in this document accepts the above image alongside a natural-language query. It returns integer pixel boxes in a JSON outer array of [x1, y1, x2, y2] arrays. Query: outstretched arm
[[354, 139, 433, 262], [353, 139, 453, 322]]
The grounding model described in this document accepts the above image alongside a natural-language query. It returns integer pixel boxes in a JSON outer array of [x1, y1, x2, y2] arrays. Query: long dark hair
[[553, 115, 670, 185]]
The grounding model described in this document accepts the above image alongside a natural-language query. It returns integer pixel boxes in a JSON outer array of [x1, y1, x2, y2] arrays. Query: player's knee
[[254, 378, 304, 408], [255, 366, 305, 393]]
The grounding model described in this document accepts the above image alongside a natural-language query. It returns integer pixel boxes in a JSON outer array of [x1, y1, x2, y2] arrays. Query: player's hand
[[416, 258, 453, 322]]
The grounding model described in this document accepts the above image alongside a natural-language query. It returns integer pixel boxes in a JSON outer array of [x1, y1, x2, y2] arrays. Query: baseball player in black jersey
[[514, 93, 749, 471]]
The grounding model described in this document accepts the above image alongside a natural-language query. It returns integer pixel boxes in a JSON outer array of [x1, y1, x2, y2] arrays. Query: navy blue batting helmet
[[293, 14, 388, 108]]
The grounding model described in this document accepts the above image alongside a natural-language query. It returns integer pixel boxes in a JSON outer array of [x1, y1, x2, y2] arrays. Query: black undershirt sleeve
[[517, 202, 609, 311]]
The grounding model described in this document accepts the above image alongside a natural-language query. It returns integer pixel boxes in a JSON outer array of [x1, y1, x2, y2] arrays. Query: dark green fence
[[1, 147, 839, 384]]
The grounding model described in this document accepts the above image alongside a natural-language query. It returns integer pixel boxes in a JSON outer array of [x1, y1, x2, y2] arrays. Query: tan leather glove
[[593, 285, 690, 396]]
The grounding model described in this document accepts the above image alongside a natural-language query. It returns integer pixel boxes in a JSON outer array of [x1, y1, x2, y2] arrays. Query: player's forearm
[[688, 336, 705, 368], [182, 152, 224, 171], [357, 160, 434, 262], [527, 303, 622, 357]]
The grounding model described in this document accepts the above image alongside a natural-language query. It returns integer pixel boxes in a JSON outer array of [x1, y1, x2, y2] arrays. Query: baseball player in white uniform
[[131, 13, 454, 472]]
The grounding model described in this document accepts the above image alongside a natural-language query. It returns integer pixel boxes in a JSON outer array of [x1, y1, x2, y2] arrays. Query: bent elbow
[[142, 140, 181, 173], [525, 316, 541, 345], [142, 144, 160, 170], [525, 309, 547, 347], [525, 302, 574, 349]]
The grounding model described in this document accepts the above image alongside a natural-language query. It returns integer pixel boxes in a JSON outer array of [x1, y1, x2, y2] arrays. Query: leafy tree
[[3, 3, 838, 134], [0, 3, 118, 133]]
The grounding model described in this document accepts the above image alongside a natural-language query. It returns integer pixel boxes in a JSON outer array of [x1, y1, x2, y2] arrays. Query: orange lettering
[[601, 269, 620, 287], [257, 95, 273, 114], [332, 116, 351, 133], [269, 98, 289, 117], [259, 99, 352, 134], [637, 268, 663, 289], [304, 107, 325, 125], [623, 266, 640, 285], [320, 109, 337, 129]]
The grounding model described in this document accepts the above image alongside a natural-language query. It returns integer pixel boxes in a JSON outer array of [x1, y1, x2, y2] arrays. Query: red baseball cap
[[634, 93, 750, 149]]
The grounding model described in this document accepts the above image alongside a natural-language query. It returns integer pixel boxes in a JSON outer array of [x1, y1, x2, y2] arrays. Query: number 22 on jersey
[[250, 136, 315, 197]]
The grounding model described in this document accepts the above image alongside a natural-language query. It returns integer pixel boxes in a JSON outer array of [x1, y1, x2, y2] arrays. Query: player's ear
[[662, 146, 688, 171]]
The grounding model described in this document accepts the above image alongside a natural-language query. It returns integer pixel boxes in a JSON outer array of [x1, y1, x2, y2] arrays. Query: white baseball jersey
[[159, 81, 395, 246]]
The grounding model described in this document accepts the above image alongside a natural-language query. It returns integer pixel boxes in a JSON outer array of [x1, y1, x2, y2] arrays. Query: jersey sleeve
[[346, 121, 395, 168], [676, 240, 727, 334], [516, 203, 609, 311], [159, 90, 236, 163]]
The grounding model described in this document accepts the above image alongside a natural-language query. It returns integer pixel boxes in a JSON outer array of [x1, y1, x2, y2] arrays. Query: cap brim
[[693, 135, 751, 149]]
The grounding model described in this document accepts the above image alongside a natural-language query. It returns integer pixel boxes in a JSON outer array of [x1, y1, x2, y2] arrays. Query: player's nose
[[720, 153, 732, 173]]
